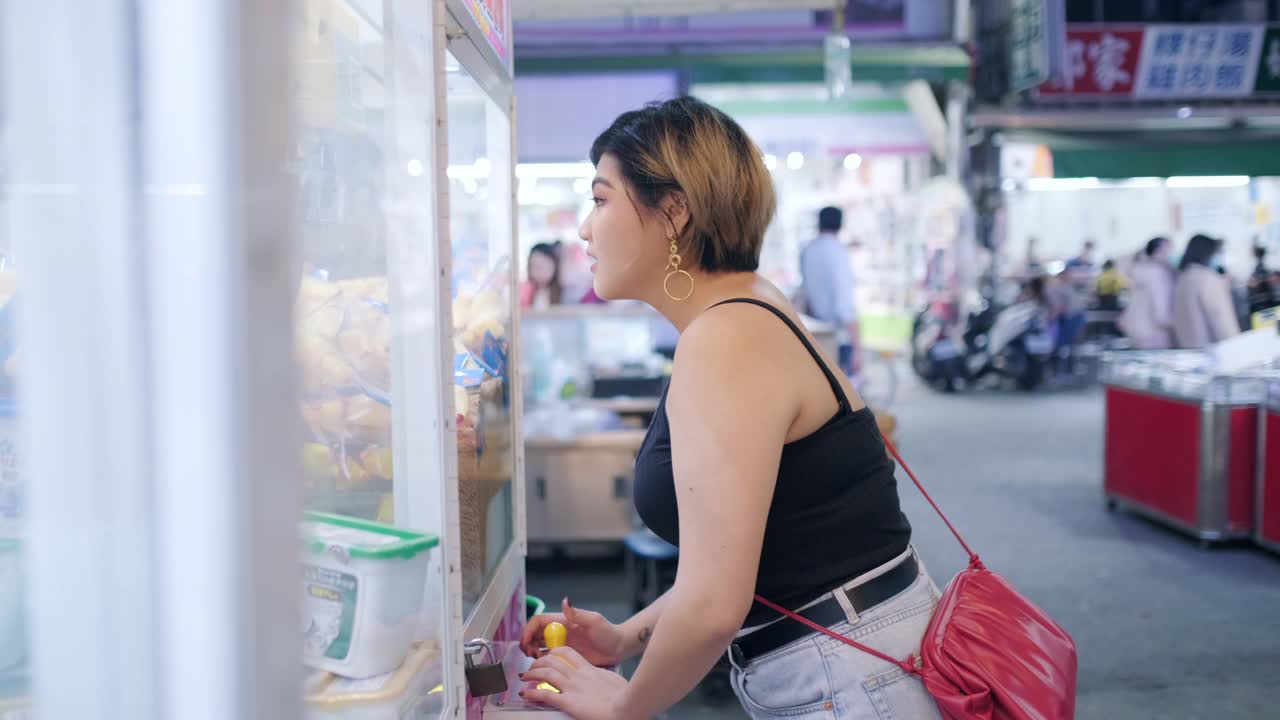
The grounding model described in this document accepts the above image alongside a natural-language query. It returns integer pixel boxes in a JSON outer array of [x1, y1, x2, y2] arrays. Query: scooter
[[913, 299, 1053, 391]]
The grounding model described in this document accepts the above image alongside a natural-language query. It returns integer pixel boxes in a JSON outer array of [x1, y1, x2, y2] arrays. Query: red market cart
[[1102, 353, 1269, 545]]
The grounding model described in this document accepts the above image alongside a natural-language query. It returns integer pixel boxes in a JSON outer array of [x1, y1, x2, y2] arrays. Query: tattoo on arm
[[638, 627, 652, 645]]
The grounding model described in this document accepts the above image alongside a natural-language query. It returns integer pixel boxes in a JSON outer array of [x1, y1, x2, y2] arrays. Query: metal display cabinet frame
[[1256, 391, 1280, 554]]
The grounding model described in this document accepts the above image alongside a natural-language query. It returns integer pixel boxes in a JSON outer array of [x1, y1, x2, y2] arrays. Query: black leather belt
[[730, 554, 919, 667]]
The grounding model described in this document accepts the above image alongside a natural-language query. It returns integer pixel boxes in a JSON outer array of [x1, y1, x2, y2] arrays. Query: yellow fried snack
[[345, 394, 391, 445], [360, 446, 394, 480]]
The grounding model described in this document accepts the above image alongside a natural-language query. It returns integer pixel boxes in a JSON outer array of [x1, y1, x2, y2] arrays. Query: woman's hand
[[519, 647, 636, 720], [519, 598, 625, 667]]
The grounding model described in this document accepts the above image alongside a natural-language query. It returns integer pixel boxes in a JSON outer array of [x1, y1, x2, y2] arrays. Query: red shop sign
[[1039, 27, 1146, 96]]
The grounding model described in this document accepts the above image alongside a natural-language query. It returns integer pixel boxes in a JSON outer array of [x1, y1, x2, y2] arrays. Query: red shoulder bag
[[755, 434, 1078, 720]]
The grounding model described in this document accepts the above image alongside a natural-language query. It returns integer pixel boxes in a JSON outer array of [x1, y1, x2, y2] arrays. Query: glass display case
[[1100, 350, 1234, 403], [446, 50, 517, 616], [1101, 351, 1277, 543], [293, 0, 524, 714], [293, 0, 455, 714]]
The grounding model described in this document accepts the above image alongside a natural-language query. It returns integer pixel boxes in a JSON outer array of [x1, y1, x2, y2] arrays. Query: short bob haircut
[[590, 96, 776, 273]]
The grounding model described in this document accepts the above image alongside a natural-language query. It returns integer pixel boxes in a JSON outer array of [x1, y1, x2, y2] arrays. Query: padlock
[[463, 639, 508, 697]]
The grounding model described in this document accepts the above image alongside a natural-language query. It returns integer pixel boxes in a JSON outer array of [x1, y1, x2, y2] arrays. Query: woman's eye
[[591, 197, 605, 206]]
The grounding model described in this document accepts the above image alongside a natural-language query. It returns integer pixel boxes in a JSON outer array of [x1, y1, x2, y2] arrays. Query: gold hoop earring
[[664, 239, 694, 302]]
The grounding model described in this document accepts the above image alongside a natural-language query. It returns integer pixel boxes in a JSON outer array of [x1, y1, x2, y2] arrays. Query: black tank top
[[633, 298, 912, 627]]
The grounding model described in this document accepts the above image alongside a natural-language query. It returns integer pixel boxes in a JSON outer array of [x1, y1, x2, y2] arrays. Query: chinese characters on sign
[[1037, 24, 1280, 98], [1009, 0, 1049, 91], [1039, 28, 1143, 95], [1133, 25, 1264, 98]]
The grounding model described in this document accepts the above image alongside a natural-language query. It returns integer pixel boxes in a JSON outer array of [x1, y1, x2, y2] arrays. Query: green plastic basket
[[525, 594, 546, 620]]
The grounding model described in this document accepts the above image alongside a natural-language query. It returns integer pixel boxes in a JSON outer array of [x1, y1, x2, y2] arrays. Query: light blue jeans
[[729, 553, 944, 719]]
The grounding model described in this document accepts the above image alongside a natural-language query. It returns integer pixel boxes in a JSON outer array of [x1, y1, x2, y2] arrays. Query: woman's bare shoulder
[[669, 296, 811, 402], [666, 303, 801, 439]]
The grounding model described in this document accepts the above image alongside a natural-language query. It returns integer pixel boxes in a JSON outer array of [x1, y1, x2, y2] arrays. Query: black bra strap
[[708, 298, 852, 415]]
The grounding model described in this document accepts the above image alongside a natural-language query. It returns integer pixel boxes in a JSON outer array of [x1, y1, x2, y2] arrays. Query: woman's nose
[[578, 217, 591, 242]]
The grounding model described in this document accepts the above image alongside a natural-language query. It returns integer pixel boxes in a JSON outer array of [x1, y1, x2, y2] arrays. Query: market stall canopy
[[975, 104, 1280, 178], [1003, 127, 1280, 179]]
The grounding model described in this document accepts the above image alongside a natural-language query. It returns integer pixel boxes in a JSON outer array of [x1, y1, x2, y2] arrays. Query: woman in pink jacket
[[1173, 234, 1241, 349], [1120, 237, 1176, 349]]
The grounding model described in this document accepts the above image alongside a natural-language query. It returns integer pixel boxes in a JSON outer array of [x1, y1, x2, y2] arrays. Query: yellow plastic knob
[[543, 621, 567, 650]]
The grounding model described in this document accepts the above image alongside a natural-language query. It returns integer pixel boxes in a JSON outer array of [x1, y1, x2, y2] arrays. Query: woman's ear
[[660, 192, 690, 240]]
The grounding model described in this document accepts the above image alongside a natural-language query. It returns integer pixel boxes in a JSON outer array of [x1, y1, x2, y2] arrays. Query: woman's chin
[[592, 276, 623, 302], [592, 278, 613, 301]]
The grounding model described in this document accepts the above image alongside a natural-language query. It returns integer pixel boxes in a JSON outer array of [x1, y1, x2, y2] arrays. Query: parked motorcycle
[[912, 299, 1053, 391]]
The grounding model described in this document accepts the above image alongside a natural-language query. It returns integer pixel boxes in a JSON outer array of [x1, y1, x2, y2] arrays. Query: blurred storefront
[[973, 6, 1280, 280]]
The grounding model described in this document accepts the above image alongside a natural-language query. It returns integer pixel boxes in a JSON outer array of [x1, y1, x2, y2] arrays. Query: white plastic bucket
[[301, 513, 438, 679]]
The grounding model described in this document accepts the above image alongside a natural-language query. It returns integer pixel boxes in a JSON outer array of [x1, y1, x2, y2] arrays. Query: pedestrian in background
[[1174, 234, 1240, 349], [1047, 268, 1087, 381], [1066, 239, 1099, 279], [799, 206, 861, 376], [1120, 236, 1176, 350], [1095, 259, 1127, 311], [521, 241, 566, 309]]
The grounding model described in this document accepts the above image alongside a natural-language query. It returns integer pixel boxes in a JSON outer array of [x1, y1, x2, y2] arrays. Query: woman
[[1119, 237, 1176, 349], [1173, 233, 1240, 349], [520, 242, 564, 309], [518, 97, 938, 720]]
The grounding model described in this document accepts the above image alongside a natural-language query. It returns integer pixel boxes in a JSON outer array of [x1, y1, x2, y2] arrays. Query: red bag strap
[[752, 431, 983, 675], [750, 593, 924, 674], [878, 431, 982, 568]]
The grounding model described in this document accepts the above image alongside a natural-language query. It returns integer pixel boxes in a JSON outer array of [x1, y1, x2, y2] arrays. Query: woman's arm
[[611, 307, 797, 720], [613, 589, 671, 662]]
